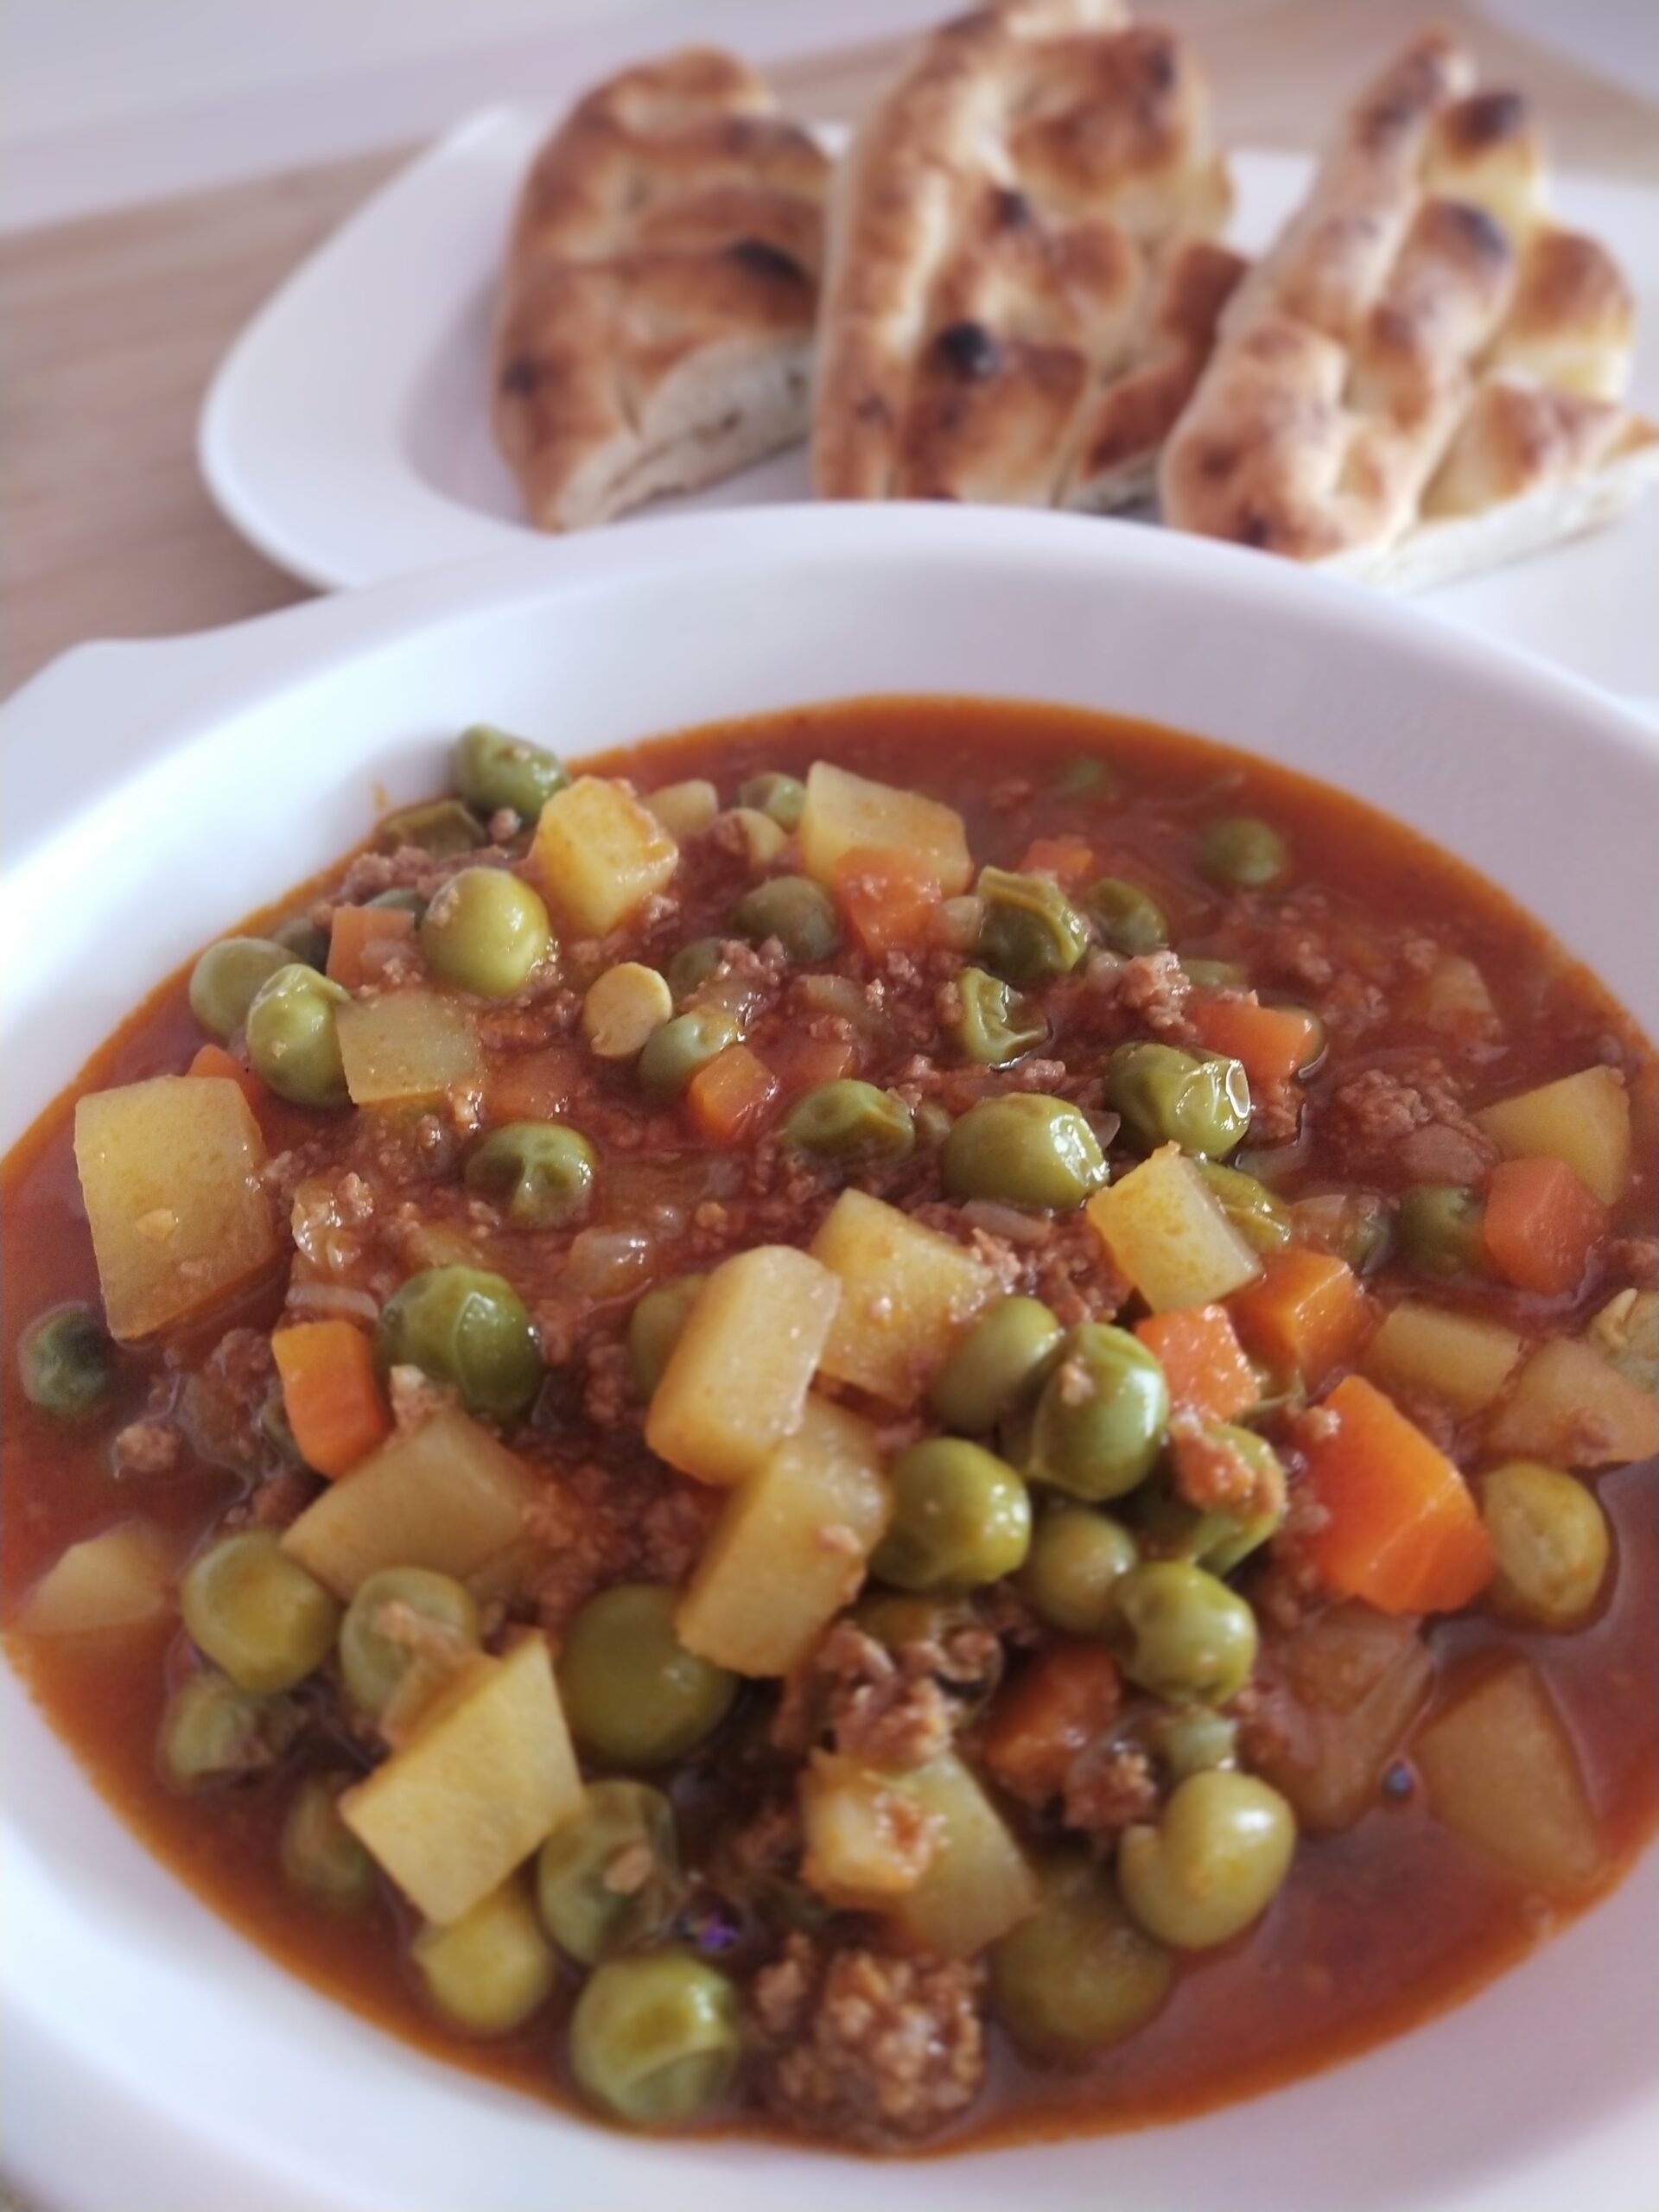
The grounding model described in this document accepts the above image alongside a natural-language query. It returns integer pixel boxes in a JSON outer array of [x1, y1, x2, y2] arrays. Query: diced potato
[[281, 1408, 537, 1599], [884, 1752, 1040, 1957], [73, 1076, 277, 1340], [1484, 1337, 1659, 1468], [1413, 955, 1497, 1035], [1363, 1301, 1522, 1417], [798, 763, 972, 896], [1086, 1146, 1262, 1313], [1586, 1288, 1658, 1394], [336, 991, 481, 1106], [17, 1521, 175, 1637], [642, 779, 717, 839], [645, 1246, 841, 1485], [529, 775, 677, 936], [726, 807, 789, 869], [1476, 1066, 1631, 1205], [800, 1751, 938, 1910], [1414, 1660, 1605, 1896], [811, 1189, 996, 1407], [410, 1875, 556, 2035], [1249, 1605, 1433, 1834], [341, 1637, 582, 1925], [677, 1398, 889, 1674]]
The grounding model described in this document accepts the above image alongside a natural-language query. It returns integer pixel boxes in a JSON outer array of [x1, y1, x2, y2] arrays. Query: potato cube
[[410, 1877, 556, 2033], [811, 1189, 995, 1406], [281, 1408, 537, 1598], [1484, 1337, 1658, 1467], [341, 1636, 582, 1925], [1476, 1066, 1631, 1205], [74, 1076, 278, 1340], [642, 779, 718, 838], [645, 1246, 841, 1485], [1086, 1146, 1262, 1313], [677, 1398, 889, 1674], [529, 775, 677, 936], [884, 1752, 1040, 1957], [1414, 1661, 1605, 1895], [1587, 1288, 1658, 1394], [337, 991, 481, 1106], [18, 1521, 175, 1637], [798, 763, 972, 896], [1363, 1301, 1522, 1418], [800, 1752, 937, 1909]]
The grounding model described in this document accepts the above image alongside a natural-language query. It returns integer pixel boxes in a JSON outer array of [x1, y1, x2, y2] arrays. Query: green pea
[[949, 968, 1049, 1067], [942, 1095, 1108, 1211], [1108, 1041, 1251, 1159], [17, 1303, 112, 1417], [991, 1854, 1172, 2055], [452, 724, 568, 821], [282, 1773, 376, 1911], [1027, 1324, 1169, 1503], [569, 1948, 741, 2129], [420, 868, 551, 998], [188, 937, 294, 1040], [1086, 877, 1169, 956], [412, 1878, 556, 2037], [157, 1672, 301, 1792], [664, 938, 726, 1006], [181, 1532, 340, 1696], [731, 874, 840, 963], [368, 887, 428, 920], [1130, 1431, 1286, 1576], [536, 1780, 683, 1964], [627, 1275, 708, 1398], [1115, 1561, 1257, 1706], [272, 916, 331, 970], [1197, 816, 1290, 891], [376, 1265, 542, 1419], [1481, 1460, 1609, 1630], [976, 867, 1090, 985], [464, 1122, 596, 1228], [1016, 1504, 1139, 1634], [338, 1567, 481, 1720], [872, 1438, 1031, 1592], [737, 772, 807, 830], [1398, 1185, 1486, 1280], [637, 1008, 743, 1096], [245, 963, 350, 1108], [784, 1081, 915, 1166], [1052, 756, 1122, 801], [1181, 957, 1249, 989], [378, 798, 487, 857], [558, 1584, 736, 1766], [929, 1297, 1065, 1434], [1118, 1771, 1295, 1948], [1147, 1706, 1239, 1782], [1198, 1161, 1293, 1253]]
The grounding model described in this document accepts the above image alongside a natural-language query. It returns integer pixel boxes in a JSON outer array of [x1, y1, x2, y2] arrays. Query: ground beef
[[524, 1461, 720, 1636], [750, 1932, 988, 2145], [111, 1419, 181, 1478], [243, 1463, 321, 1531], [1325, 1058, 1496, 1185], [386, 1363, 454, 1431], [1062, 1741, 1160, 1838], [776, 1622, 954, 1770], [1169, 1408, 1286, 1520], [1116, 950, 1193, 1037]]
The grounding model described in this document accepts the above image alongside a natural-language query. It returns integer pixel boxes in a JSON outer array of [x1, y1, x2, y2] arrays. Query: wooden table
[[4, 0, 1657, 699]]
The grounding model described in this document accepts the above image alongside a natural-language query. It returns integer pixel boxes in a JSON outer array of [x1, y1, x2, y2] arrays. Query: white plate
[[3, 505, 1657, 2212], [198, 117, 1659, 714]]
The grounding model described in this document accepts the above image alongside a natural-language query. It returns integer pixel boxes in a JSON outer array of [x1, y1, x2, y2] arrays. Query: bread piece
[[813, 0, 1243, 512], [1160, 31, 1659, 586], [493, 49, 830, 531]]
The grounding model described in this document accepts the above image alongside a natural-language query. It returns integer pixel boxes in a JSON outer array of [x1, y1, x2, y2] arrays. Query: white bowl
[[3, 506, 1655, 2212]]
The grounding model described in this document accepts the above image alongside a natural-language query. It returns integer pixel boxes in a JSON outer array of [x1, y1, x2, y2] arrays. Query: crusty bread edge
[[1325, 423, 1659, 594]]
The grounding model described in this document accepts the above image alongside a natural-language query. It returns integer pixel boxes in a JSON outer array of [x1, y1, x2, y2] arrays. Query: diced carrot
[[325, 904, 415, 988], [1189, 996, 1322, 1091], [1483, 1157, 1609, 1296], [1232, 1249, 1375, 1389], [1020, 836, 1096, 890], [1301, 1374, 1492, 1614], [767, 1030, 861, 1095], [187, 1042, 265, 1109], [833, 847, 943, 957], [979, 1640, 1122, 1808], [271, 1320, 391, 1479], [687, 1044, 780, 1145], [1135, 1304, 1256, 1421]]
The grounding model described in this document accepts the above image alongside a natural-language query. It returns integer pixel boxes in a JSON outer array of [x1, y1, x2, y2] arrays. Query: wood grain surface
[[3, 0, 1657, 699]]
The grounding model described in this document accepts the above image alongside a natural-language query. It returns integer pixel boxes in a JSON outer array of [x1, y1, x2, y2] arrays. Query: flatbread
[[812, 0, 1243, 511], [493, 48, 830, 531], [1160, 31, 1659, 586]]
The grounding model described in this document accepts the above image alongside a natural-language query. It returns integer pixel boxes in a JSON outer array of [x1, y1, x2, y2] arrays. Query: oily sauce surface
[[3, 698, 1656, 2148]]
